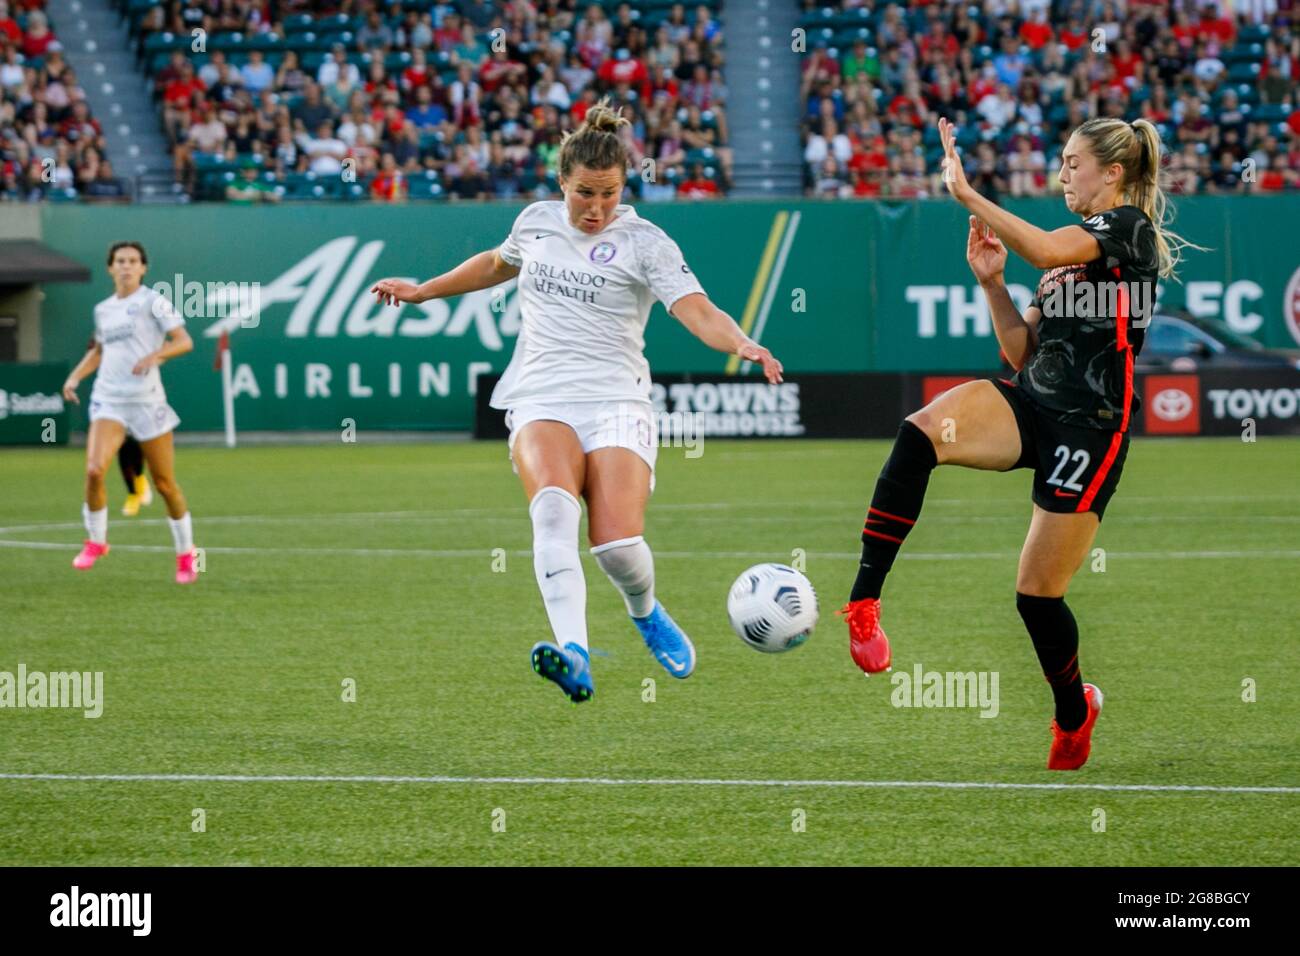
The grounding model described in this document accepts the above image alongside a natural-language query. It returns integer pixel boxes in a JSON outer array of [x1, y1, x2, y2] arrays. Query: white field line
[[0, 772, 1295, 795], [8, 512, 1300, 530], [4, 492, 1297, 525], [3, 539, 1300, 561], [1, 493, 1298, 531], [3, 496, 1299, 562]]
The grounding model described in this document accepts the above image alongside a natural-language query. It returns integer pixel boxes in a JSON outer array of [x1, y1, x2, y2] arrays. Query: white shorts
[[89, 397, 180, 442], [505, 400, 658, 488]]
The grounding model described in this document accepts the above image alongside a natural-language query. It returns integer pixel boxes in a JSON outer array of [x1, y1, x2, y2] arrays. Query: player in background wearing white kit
[[372, 102, 783, 702], [61, 241, 199, 584]]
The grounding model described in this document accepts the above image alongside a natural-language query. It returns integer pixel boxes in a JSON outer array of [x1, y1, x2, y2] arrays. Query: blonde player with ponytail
[[841, 116, 1193, 770], [372, 101, 783, 703]]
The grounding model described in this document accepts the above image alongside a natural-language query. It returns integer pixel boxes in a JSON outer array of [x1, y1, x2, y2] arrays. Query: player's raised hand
[[739, 341, 784, 384], [370, 278, 421, 307], [966, 215, 1007, 284], [937, 117, 972, 203]]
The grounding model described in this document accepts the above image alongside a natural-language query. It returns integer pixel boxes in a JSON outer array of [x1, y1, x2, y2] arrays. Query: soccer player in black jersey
[[843, 116, 1194, 770]]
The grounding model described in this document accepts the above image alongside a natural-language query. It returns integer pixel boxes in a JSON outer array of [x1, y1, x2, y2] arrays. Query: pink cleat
[[72, 540, 109, 570], [175, 550, 198, 584]]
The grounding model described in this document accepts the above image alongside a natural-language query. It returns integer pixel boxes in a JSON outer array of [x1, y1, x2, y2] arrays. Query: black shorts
[[990, 378, 1130, 520]]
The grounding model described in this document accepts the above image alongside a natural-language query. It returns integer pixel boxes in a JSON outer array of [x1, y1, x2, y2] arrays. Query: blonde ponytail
[[1074, 117, 1204, 278]]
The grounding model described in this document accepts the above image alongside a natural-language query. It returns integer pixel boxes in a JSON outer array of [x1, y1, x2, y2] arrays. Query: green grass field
[[1, 437, 1297, 865]]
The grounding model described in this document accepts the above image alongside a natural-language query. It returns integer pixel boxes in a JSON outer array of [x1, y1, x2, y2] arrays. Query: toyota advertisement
[[918, 370, 1300, 438], [1140, 370, 1300, 437]]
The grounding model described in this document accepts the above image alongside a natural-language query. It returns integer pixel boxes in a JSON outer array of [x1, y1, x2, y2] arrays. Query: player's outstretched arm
[[965, 215, 1039, 370], [937, 117, 1101, 270], [671, 292, 784, 384], [371, 248, 522, 306], [62, 343, 101, 404]]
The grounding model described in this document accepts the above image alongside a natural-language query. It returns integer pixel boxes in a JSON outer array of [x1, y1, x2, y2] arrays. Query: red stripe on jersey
[[868, 506, 917, 527], [1112, 266, 1130, 351], [1077, 430, 1125, 514], [862, 527, 905, 545], [1119, 345, 1134, 432], [1113, 265, 1134, 432]]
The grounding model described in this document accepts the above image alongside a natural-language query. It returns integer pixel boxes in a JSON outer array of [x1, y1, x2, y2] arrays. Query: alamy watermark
[[601, 402, 706, 459], [1039, 278, 1156, 329], [890, 663, 999, 718], [50, 886, 150, 935], [0, 665, 103, 718], [151, 273, 262, 328]]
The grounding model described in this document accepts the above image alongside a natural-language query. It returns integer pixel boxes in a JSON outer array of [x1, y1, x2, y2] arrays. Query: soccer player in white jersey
[[61, 241, 199, 584], [372, 102, 783, 703]]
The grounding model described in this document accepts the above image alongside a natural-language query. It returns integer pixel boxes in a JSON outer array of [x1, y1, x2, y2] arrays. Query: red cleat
[[1048, 683, 1103, 770], [839, 598, 892, 674]]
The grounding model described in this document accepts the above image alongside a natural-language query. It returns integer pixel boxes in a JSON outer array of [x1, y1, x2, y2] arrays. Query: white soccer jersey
[[90, 286, 185, 403], [489, 201, 704, 408]]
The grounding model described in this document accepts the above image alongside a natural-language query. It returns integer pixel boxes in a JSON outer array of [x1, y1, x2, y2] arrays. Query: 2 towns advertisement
[[33, 195, 1300, 435]]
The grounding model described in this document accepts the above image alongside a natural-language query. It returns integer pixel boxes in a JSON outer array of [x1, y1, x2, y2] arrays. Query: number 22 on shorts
[[1047, 444, 1090, 496]]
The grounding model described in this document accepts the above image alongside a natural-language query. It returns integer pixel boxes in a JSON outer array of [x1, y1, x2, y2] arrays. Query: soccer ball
[[726, 563, 819, 653]]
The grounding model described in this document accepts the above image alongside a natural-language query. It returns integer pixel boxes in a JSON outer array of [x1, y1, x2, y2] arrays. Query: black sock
[[1016, 592, 1087, 731], [850, 420, 938, 601]]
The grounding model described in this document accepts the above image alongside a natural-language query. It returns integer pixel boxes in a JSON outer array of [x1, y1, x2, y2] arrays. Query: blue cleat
[[633, 601, 696, 679], [530, 641, 594, 703]]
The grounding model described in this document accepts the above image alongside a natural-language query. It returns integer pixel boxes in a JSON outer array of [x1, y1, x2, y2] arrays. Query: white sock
[[167, 512, 193, 555], [530, 487, 588, 651], [83, 504, 107, 545], [592, 535, 656, 619]]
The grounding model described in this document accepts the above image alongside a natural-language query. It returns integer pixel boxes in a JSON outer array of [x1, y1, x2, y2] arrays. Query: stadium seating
[[1, 1, 125, 201], [127, 0, 730, 203], [798, 0, 1299, 198], [8, 0, 1296, 204]]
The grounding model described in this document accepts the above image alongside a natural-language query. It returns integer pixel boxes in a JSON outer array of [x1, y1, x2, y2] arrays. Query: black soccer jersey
[[1015, 204, 1160, 431]]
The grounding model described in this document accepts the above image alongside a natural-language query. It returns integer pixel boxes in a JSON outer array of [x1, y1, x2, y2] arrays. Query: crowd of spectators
[[136, 0, 731, 202], [9, 0, 1297, 205], [1, 0, 128, 202], [800, 0, 1300, 199]]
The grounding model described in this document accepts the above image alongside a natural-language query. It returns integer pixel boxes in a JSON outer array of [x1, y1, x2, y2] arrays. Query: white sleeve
[[148, 289, 186, 333], [498, 205, 530, 267], [636, 225, 704, 311]]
